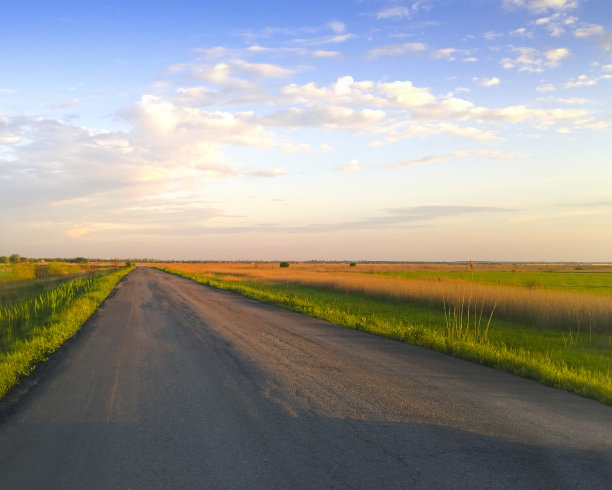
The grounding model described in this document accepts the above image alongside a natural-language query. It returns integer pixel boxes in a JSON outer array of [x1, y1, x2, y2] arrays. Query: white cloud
[[602, 64, 612, 72], [291, 33, 355, 46], [366, 42, 427, 59], [534, 12, 577, 37], [564, 74, 612, 88], [477, 77, 501, 87], [503, 0, 579, 13], [433, 48, 458, 60], [375, 2, 430, 20], [545, 47, 570, 62], [312, 50, 341, 58], [574, 24, 604, 38], [510, 27, 533, 37], [328, 21, 346, 34], [537, 82, 556, 92], [274, 75, 596, 141], [263, 105, 386, 131], [500, 47, 570, 72], [128, 95, 275, 150], [483, 31, 503, 40], [379, 81, 437, 107], [376, 6, 413, 19], [192, 60, 294, 83]]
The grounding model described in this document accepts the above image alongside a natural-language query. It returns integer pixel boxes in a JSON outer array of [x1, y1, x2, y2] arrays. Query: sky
[[1, 0, 611, 262]]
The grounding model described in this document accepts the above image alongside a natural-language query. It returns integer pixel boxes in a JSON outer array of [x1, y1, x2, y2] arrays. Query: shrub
[[280, 262, 290, 268], [47, 261, 69, 276], [12, 263, 35, 280]]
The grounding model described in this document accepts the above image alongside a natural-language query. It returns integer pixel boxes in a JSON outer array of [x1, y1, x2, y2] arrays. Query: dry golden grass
[[146, 262, 612, 334]]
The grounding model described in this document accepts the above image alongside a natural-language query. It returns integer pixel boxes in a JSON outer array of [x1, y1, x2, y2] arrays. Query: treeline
[[0, 254, 89, 264]]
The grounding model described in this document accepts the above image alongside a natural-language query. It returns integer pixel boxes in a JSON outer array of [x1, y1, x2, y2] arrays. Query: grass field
[[153, 262, 612, 405], [0, 265, 134, 398], [370, 270, 612, 295]]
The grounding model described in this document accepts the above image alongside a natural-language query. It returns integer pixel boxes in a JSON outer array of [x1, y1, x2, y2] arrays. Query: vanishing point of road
[[0, 267, 610, 489]]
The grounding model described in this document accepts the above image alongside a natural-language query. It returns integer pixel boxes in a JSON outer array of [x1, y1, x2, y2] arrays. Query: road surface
[[0, 267, 610, 489]]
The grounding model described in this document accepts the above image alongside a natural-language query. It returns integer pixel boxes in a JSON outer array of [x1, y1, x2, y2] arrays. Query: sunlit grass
[[0, 266, 134, 398]]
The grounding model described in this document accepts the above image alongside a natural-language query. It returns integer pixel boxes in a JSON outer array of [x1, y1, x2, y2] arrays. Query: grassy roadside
[[0, 266, 134, 399], [162, 267, 612, 405]]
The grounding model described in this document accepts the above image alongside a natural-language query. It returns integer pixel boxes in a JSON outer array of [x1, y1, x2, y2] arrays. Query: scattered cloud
[[328, 21, 346, 34], [537, 82, 556, 92], [564, 74, 612, 88], [501, 47, 570, 72], [375, 2, 431, 20], [366, 42, 427, 59], [503, 0, 579, 13], [574, 24, 604, 38], [291, 32, 355, 46], [484, 31, 503, 41], [534, 12, 577, 37], [476, 76, 501, 87], [510, 27, 533, 38], [433, 48, 459, 60], [366, 43, 469, 62], [312, 50, 341, 58]]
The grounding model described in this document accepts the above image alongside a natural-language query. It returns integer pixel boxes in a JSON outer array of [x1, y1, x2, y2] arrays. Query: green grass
[[162, 268, 612, 405], [0, 266, 14, 281], [0, 266, 134, 398], [370, 270, 612, 295]]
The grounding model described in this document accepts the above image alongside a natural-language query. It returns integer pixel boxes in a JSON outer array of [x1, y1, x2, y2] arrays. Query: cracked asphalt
[[0, 267, 611, 489]]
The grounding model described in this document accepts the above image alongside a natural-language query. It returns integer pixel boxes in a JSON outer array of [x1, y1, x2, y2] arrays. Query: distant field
[[370, 270, 612, 295], [152, 262, 612, 404]]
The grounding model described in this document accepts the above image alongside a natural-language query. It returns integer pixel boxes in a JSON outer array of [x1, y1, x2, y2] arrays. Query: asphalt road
[[0, 267, 610, 489]]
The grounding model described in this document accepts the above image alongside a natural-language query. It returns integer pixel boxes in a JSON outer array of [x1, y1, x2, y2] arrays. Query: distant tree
[[9, 254, 20, 264], [68, 257, 88, 263], [279, 261, 290, 268], [0, 256, 9, 264], [349, 262, 357, 267]]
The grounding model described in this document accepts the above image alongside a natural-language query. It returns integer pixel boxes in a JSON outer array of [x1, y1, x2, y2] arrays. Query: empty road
[[0, 267, 610, 489]]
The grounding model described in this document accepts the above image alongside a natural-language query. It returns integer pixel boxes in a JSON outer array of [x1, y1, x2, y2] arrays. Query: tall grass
[[0, 266, 134, 398]]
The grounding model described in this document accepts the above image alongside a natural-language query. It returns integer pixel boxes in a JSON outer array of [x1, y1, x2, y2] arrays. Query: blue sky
[[1, 0, 611, 261]]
